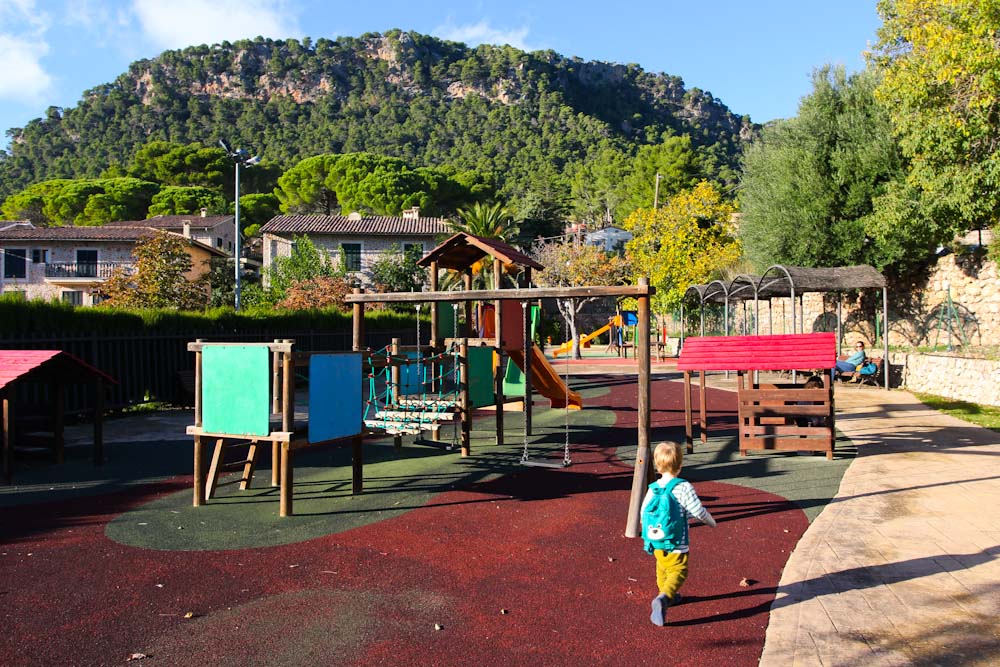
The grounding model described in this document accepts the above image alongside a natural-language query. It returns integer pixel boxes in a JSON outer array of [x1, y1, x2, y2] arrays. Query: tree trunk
[[557, 298, 580, 359]]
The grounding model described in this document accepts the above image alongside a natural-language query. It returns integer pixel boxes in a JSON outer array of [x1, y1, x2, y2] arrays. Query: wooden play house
[[677, 332, 838, 459], [1, 349, 115, 482]]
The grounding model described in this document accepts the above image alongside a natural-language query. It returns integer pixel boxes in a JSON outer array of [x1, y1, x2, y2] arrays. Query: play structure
[[187, 340, 366, 516], [189, 232, 659, 532], [676, 332, 837, 458], [1, 350, 115, 483]]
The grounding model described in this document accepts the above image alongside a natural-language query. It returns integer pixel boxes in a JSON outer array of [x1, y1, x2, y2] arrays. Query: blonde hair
[[653, 441, 683, 476]]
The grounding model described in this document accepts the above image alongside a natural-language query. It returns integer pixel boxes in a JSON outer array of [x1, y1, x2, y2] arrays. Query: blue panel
[[623, 311, 639, 326], [309, 353, 362, 443], [398, 351, 426, 396]]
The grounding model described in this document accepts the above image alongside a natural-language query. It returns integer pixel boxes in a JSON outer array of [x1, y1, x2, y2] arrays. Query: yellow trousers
[[654, 550, 689, 598]]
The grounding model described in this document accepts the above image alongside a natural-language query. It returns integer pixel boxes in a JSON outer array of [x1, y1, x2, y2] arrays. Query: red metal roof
[[676, 333, 836, 371], [0, 350, 117, 390]]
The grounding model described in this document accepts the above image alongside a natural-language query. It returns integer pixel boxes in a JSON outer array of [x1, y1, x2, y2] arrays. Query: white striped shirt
[[640, 475, 714, 553]]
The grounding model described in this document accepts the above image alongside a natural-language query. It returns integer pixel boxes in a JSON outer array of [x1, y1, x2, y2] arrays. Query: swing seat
[[520, 459, 570, 469], [395, 397, 461, 411]]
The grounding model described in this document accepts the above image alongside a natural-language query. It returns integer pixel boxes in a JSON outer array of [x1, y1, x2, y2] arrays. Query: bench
[[836, 356, 883, 387]]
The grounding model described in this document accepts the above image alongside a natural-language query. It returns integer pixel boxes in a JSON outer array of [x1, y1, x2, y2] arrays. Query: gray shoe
[[650, 594, 669, 626]]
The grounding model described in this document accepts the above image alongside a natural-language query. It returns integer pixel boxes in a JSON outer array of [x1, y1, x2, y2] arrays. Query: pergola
[[681, 265, 889, 389]]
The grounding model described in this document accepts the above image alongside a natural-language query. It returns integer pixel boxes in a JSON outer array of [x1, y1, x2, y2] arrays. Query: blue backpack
[[641, 477, 686, 554]]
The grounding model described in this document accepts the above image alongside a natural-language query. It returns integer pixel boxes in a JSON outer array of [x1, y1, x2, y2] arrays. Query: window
[[216, 237, 223, 248], [61, 290, 83, 306], [340, 243, 362, 271], [31, 248, 49, 264], [76, 249, 98, 278], [403, 243, 424, 257], [3, 248, 26, 279]]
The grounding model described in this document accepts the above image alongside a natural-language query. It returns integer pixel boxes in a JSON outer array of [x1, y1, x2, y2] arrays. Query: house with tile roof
[[259, 208, 450, 287], [0, 223, 227, 306], [106, 212, 237, 255]]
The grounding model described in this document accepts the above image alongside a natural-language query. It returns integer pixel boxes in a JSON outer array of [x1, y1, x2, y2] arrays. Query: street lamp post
[[220, 139, 259, 311]]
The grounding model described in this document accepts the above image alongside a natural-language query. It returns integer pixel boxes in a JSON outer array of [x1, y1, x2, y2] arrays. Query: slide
[[507, 344, 583, 410], [552, 322, 612, 357]]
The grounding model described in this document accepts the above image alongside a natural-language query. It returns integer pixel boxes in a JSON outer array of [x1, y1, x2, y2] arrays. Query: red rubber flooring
[[0, 377, 807, 667]]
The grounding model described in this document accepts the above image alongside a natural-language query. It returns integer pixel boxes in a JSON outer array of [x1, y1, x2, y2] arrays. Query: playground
[[2, 237, 998, 666]]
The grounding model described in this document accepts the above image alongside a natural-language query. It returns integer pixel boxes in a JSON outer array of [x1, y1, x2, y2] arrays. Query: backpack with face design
[[641, 477, 685, 554]]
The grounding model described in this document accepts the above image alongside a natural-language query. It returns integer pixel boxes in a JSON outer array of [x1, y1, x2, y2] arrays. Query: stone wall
[[892, 351, 1000, 407], [741, 252, 999, 352]]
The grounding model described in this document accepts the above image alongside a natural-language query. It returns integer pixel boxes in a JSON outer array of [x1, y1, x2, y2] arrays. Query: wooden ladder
[[205, 438, 268, 499]]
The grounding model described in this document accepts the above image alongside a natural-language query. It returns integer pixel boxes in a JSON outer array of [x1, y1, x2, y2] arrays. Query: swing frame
[[346, 277, 657, 539]]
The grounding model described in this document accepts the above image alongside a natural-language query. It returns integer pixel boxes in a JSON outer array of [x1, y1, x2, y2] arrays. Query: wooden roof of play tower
[[417, 233, 544, 272]]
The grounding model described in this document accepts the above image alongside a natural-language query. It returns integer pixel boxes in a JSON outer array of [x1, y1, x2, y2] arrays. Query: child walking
[[640, 441, 717, 626]]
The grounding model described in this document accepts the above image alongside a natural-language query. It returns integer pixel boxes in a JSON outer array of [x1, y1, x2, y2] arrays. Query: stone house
[[0, 222, 226, 306], [260, 209, 450, 287], [106, 212, 237, 255]]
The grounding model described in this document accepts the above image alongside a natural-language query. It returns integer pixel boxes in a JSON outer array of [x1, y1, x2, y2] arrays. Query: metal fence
[[1, 327, 419, 412]]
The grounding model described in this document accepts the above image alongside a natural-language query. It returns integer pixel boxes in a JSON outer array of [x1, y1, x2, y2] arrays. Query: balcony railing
[[44, 261, 134, 279]]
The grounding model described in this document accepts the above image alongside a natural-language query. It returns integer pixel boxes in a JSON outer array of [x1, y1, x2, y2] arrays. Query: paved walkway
[[756, 384, 1000, 667]]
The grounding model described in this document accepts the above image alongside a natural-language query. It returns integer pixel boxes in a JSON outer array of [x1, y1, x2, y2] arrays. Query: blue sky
[[0, 0, 882, 144]]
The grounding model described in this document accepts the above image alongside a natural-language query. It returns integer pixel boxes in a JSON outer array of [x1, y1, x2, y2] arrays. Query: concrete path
[[759, 384, 1000, 667]]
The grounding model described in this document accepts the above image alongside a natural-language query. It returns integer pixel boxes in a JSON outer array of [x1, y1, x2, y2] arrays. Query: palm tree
[[446, 202, 520, 290]]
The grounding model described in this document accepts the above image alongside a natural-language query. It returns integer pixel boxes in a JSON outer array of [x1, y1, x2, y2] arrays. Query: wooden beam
[[345, 284, 656, 304], [683, 371, 693, 452], [352, 435, 363, 494], [93, 378, 104, 466], [461, 269, 472, 457], [494, 257, 504, 448], [2, 393, 10, 484], [193, 434, 205, 506]]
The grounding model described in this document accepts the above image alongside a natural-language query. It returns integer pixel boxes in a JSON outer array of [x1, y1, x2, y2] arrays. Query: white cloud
[[132, 0, 302, 50], [0, 0, 53, 104], [434, 20, 533, 51]]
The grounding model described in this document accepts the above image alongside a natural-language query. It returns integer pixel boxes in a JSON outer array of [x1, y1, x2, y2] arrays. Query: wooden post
[[626, 277, 652, 538], [391, 337, 402, 449], [699, 370, 707, 445], [53, 377, 65, 464], [194, 339, 204, 427], [352, 290, 366, 494], [494, 257, 504, 448], [683, 371, 693, 452], [2, 394, 10, 484], [281, 344, 293, 433], [193, 434, 205, 506], [430, 260, 439, 345], [352, 288, 365, 352], [280, 442, 293, 517], [430, 260, 439, 392], [352, 435, 363, 495], [524, 267, 533, 436], [461, 269, 473, 456], [93, 378, 104, 466]]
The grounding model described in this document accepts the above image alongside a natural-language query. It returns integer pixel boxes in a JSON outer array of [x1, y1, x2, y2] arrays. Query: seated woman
[[835, 341, 867, 375]]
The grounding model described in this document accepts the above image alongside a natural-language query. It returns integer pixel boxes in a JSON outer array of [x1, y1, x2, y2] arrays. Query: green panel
[[436, 302, 457, 339], [202, 346, 270, 436], [468, 346, 495, 408]]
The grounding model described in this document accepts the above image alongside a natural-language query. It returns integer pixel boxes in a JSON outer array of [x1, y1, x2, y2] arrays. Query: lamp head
[[218, 138, 232, 154]]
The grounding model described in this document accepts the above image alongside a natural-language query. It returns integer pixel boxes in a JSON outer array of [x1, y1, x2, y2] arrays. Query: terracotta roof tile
[[260, 215, 449, 236], [0, 226, 160, 241], [107, 215, 234, 229]]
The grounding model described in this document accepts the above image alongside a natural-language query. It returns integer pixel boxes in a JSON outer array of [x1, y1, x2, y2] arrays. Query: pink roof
[[0, 350, 116, 390], [676, 333, 836, 372]]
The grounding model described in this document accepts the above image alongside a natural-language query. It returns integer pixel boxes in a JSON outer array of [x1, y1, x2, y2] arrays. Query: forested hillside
[[0, 30, 754, 209]]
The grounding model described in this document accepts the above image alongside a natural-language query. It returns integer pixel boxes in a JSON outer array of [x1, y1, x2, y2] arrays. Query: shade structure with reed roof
[[681, 264, 889, 389]]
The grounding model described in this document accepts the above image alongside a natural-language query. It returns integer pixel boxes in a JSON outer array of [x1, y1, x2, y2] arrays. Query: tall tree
[[98, 232, 207, 309], [1, 178, 160, 225], [738, 66, 904, 270], [532, 239, 631, 358], [869, 0, 1000, 259], [147, 186, 227, 217], [617, 134, 701, 219], [624, 181, 741, 314]]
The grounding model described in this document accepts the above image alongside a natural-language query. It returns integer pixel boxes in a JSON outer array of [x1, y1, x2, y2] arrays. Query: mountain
[[0, 30, 755, 203]]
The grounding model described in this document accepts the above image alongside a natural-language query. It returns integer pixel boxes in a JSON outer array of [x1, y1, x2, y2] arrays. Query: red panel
[[676, 333, 836, 371]]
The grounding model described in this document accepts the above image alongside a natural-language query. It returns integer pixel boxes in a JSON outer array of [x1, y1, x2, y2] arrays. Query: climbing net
[[363, 304, 463, 439]]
